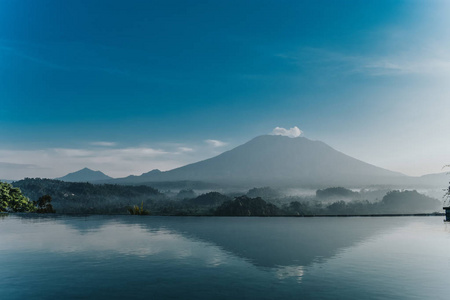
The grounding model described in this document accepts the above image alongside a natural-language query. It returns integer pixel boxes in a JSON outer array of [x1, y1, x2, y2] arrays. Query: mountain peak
[[112, 134, 404, 187], [56, 168, 112, 182], [244, 134, 326, 149], [141, 169, 163, 177], [253, 134, 309, 141]]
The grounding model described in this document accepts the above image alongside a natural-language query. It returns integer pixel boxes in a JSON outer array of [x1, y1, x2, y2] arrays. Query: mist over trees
[[176, 189, 197, 200], [247, 187, 282, 200], [7, 178, 443, 216], [285, 190, 442, 215], [316, 187, 359, 200]]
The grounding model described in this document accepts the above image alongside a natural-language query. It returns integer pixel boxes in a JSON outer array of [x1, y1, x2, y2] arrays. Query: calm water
[[1, 215, 449, 299]]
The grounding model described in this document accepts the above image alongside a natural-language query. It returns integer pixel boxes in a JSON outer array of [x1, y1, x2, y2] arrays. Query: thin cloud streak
[[278, 45, 450, 77], [205, 139, 228, 147], [178, 147, 194, 152], [90, 141, 117, 147], [0, 44, 129, 76]]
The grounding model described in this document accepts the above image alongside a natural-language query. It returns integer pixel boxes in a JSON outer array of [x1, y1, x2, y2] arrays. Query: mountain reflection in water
[[5, 215, 403, 268], [1, 215, 449, 300]]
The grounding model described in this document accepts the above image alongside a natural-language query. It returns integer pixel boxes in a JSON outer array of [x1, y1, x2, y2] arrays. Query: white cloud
[[0, 139, 232, 179], [0, 146, 174, 179], [178, 147, 194, 152], [271, 126, 302, 138], [111, 147, 167, 157], [53, 148, 94, 157], [90, 141, 117, 147], [205, 139, 228, 147]]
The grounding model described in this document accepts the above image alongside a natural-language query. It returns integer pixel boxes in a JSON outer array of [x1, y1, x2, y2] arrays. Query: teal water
[[1, 215, 449, 299]]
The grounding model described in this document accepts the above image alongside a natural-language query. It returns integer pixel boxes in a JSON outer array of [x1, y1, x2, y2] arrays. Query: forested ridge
[[13, 178, 162, 214]]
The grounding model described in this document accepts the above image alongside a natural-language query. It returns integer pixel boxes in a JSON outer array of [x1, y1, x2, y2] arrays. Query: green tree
[[0, 182, 35, 212], [128, 201, 150, 215], [34, 195, 56, 213]]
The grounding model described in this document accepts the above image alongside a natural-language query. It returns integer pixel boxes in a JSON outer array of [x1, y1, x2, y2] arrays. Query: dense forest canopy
[[13, 178, 162, 214], [215, 196, 280, 216], [186, 192, 231, 206]]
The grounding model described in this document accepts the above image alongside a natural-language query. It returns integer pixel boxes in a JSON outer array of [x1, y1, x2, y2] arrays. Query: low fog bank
[[9, 178, 445, 216]]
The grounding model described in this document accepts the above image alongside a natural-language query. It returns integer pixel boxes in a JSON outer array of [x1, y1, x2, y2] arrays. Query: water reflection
[[2, 215, 413, 269], [275, 265, 305, 282], [123, 216, 408, 267], [1, 215, 449, 300]]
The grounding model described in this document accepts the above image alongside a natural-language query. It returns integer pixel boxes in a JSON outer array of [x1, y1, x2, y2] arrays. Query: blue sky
[[1, 0, 450, 179]]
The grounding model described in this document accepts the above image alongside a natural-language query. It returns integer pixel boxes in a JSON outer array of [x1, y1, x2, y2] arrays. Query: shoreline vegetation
[[1, 178, 446, 217]]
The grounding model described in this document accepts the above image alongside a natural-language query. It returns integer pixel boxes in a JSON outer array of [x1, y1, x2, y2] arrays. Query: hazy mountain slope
[[416, 172, 449, 188], [56, 168, 112, 183], [113, 135, 407, 187]]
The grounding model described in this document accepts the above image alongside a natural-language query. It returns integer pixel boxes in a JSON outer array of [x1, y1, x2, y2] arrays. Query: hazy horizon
[[2, 1, 450, 179]]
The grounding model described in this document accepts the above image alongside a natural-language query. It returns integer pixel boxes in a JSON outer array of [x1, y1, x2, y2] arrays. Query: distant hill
[[56, 167, 112, 182], [117, 169, 162, 183], [416, 172, 449, 188], [379, 190, 442, 213], [0, 179, 16, 183], [109, 135, 407, 188]]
